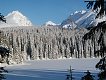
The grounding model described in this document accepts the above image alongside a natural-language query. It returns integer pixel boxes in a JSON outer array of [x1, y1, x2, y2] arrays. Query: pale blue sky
[[0, 0, 87, 25]]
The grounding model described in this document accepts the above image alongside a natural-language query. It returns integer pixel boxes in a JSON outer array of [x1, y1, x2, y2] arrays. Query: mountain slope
[[61, 19, 77, 29], [0, 11, 33, 28], [61, 10, 96, 28]]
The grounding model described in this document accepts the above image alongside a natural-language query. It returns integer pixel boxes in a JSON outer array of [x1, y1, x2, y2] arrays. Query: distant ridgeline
[[0, 22, 105, 64]]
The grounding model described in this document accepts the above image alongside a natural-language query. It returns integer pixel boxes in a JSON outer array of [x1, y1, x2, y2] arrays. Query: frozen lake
[[4, 58, 100, 80]]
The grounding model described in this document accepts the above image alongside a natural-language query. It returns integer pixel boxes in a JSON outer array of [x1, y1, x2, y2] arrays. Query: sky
[[0, 0, 87, 25]]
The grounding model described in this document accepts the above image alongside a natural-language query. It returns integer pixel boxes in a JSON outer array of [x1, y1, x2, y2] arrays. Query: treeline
[[0, 23, 105, 64]]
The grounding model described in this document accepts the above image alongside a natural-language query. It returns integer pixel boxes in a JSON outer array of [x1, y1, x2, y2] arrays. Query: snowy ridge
[[45, 21, 57, 26], [62, 22, 77, 29], [61, 17, 77, 29], [70, 10, 87, 21], [0, 11, 33, 28], [61, 10, 96, 28], [75, 10, 94, 23]]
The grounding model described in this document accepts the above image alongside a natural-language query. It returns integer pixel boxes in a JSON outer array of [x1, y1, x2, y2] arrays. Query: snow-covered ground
[[4, 58, 100, 80]]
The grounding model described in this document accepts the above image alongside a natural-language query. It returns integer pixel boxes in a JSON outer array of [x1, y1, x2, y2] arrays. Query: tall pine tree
[[85, 0, 106, 18]]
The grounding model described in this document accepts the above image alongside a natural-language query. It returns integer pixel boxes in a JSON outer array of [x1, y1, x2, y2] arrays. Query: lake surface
[[5, 58, 100, 80]]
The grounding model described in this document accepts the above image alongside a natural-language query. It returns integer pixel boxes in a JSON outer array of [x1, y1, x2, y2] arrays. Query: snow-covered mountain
[[0, 11, 33, 28], [44, 21, 57, 26], [61, 18, 77, 29], [61, 10, 96, 28]]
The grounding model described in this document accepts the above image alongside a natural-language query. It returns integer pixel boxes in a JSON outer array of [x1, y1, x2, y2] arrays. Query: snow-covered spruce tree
[[0, 67, 8, 80], [83, 22, 106, 57], [0, 13, 6, 23], [66, 66, 75, 80], [96, 56, 106, 80], [0, 13, 10, 64], [85, 0, 106, 18], [81, 70, 94, 80]]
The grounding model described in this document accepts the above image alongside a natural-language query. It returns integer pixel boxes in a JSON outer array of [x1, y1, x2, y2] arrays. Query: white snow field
[[5, 58, 100, 80]]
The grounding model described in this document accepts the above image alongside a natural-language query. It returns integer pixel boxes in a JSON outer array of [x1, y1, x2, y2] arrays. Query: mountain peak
[[45, 21, 56, 26], [6, 11, 28, 22], [6, 10, 33, 26], [71, 10, 86, 16], [7, 10, 23, 17], [0, 10, 33, 28]]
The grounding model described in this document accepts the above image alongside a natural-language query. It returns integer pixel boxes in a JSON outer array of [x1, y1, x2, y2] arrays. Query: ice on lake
[[4, 58, 100, 80]]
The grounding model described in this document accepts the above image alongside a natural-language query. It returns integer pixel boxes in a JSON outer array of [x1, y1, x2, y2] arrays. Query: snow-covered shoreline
[[6, 58, 100, 70]]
